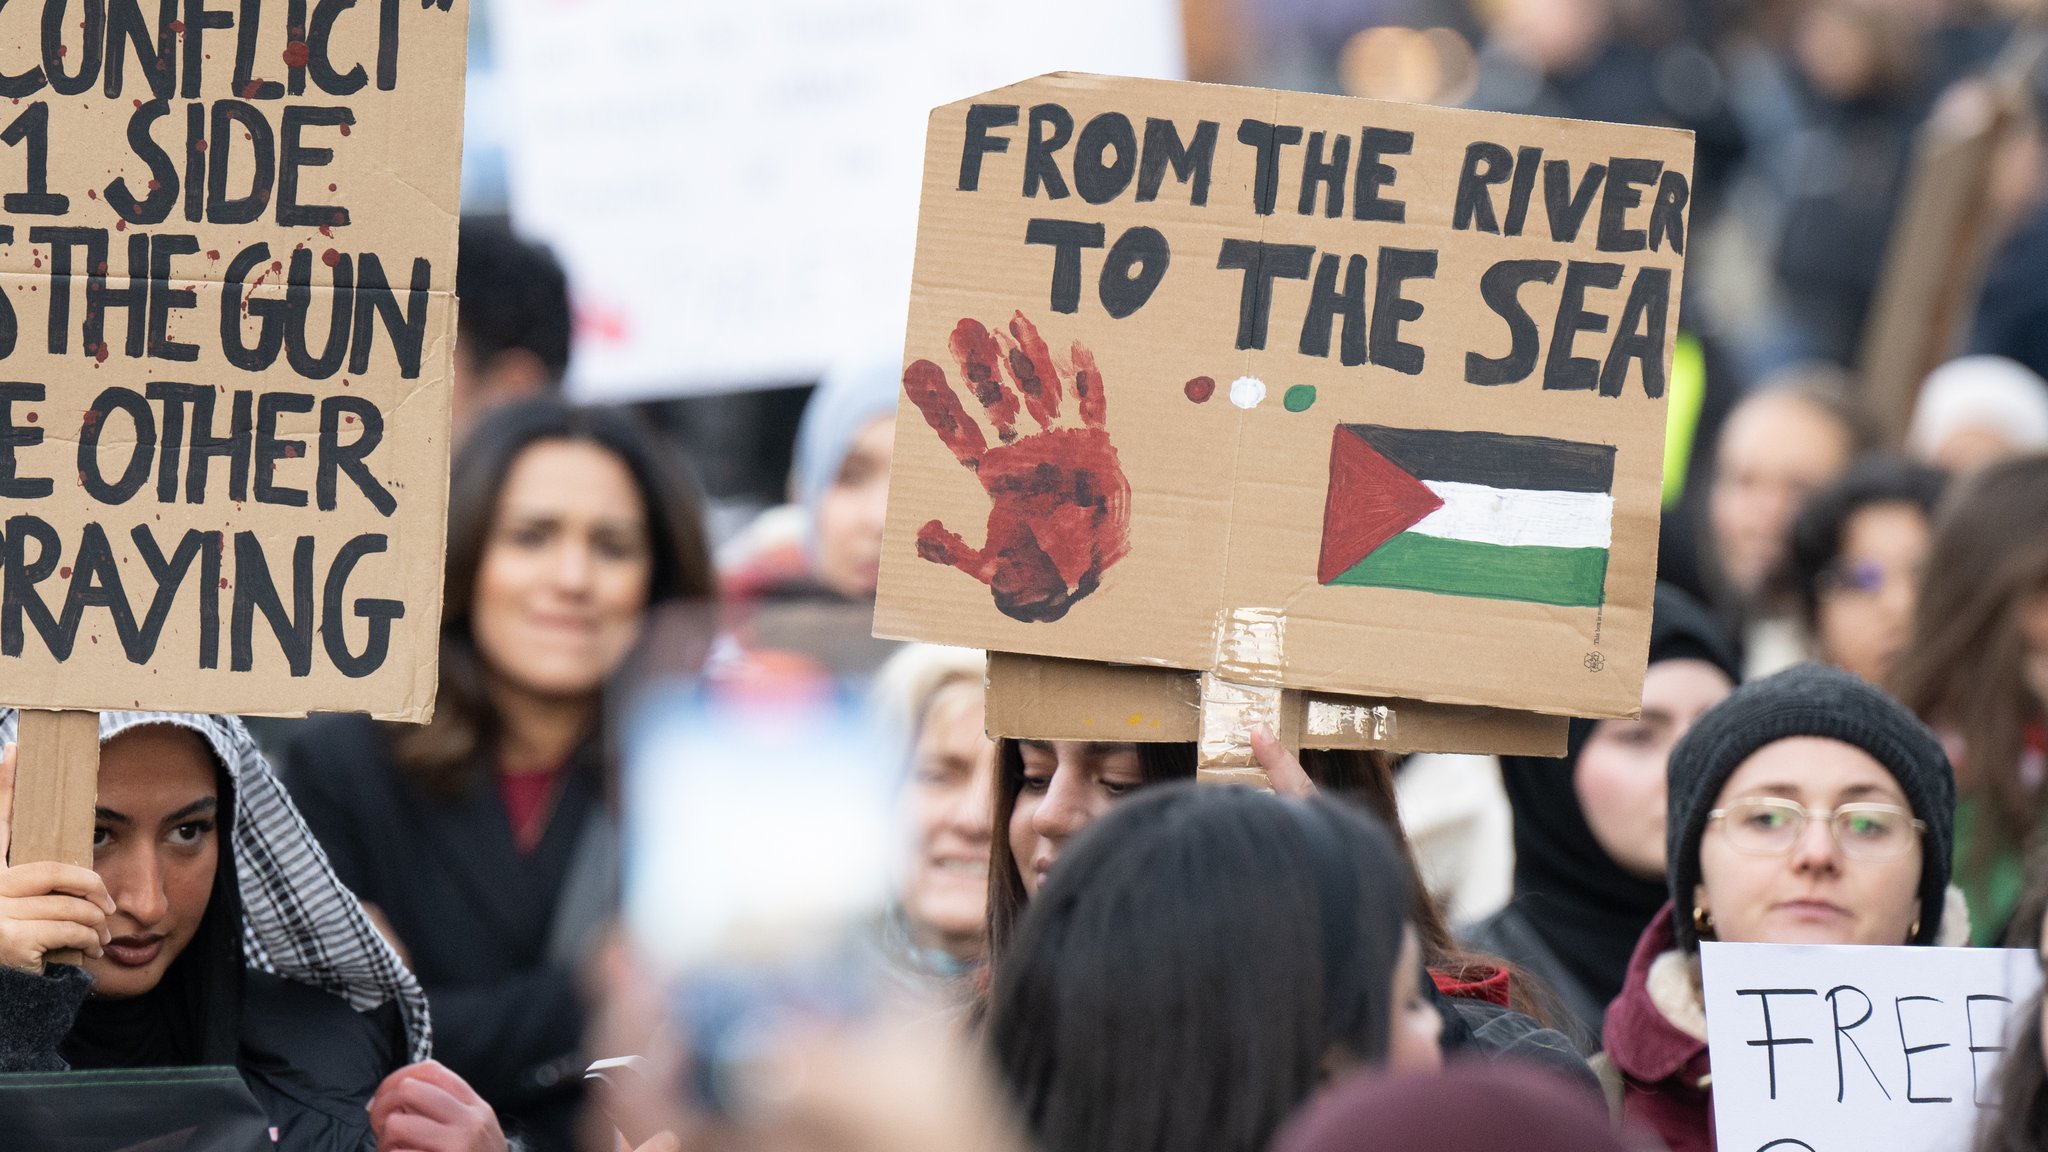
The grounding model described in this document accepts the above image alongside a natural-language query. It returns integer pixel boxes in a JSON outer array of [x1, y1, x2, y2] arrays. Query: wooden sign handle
[[10, 710, 100, 967]]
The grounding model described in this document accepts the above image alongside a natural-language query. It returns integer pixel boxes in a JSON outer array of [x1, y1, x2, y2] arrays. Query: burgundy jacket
[[1602, 904, 1715, 1152]]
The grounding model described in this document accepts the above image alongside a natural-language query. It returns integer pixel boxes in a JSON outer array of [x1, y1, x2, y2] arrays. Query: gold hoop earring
[[1909, 920, 1921, 941], [1693, 906, 1715, 937]]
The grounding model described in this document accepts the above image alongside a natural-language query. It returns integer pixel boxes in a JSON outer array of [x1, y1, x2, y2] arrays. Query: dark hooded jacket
[[1463, 585, 1738, 1048]]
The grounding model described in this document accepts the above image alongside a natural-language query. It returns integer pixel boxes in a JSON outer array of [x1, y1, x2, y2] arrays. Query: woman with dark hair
[[1601, 664, 1961, 1152], [983, 735, 1588, 1081], [0, 712, 502, 1152], [1466, 583, 1738, 1049], [1891, 454, 2048, 945], [284, 397, 716, 1151], [1781, 457, 1946, 686], [988, 784, 1443, 1152]]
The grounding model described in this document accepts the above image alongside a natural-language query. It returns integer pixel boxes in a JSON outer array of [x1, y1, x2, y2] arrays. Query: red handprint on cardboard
[[902, 313, 1132, 623]]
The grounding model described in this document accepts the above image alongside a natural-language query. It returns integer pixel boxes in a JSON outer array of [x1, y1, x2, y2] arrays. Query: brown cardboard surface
[[876, 74, 1692, 723], [0, 2, 468, 720], [986, 651, 1569, 756]]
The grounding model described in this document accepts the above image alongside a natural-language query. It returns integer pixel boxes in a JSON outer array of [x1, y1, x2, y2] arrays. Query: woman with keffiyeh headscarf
[[1463, 584, 1740, 1049], [0, 710, 503, 1152]]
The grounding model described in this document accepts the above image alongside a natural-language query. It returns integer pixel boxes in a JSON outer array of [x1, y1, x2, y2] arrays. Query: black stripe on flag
[[1349, 426, 1616, 494]]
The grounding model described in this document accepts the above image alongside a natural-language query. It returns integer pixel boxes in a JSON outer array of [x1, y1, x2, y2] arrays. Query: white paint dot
[[1229, 376, 1266, 409]]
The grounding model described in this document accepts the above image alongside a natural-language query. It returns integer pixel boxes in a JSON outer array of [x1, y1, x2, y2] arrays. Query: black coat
[[283, 715, 605, 1152], [0, 964, 399, 1151]]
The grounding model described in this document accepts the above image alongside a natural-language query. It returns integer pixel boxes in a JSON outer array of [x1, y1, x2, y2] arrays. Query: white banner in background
[[1702, 942, 2042, 1152], [489, 0, 1184, 399]]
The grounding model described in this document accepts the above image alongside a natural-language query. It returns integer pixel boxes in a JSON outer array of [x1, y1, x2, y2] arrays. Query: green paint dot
[[1283, 384, 1317, 412]]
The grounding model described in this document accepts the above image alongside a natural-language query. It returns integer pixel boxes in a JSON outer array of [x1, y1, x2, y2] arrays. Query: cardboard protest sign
[[0, 0, 467, 721], [874, 73, 1694, 731], [985, 651, 1569, 756], [1702, 942, 2043, 1152], [489, 0, 1181, 399]]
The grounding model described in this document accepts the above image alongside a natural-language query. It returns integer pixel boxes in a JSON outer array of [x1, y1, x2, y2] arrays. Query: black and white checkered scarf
[[0, 710, 433, 1062]]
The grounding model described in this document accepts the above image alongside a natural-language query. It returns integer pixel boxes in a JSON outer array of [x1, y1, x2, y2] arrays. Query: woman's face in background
[[1710, 393, 1856, 602], [815, 416, 895, 600], [1009, 741, 1144, 897], [87, 728, 221, 999], [1575, 658, 1735, 880], [471, 440, 655, 703], [1695, 737, 1923, 947], [1815, 501, 1929, 687], [902, 680, 997, 960]]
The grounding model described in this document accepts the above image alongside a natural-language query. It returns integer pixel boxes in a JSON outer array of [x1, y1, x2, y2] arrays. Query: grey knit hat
[[1666, 663, 1955, 952]]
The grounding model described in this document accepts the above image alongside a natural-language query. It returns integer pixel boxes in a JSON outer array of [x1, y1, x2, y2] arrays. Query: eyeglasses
[[1707, 798, 1927, 861], [1817, 558, 1921, 597]]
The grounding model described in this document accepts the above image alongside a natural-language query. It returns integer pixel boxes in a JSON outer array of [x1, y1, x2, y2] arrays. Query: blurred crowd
[[4, 2, 2048, 1150]]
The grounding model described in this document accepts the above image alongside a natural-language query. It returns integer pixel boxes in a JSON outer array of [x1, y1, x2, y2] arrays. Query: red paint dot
[[195, 138, 208, 152], [321, 248, 341, 267], [219, 578, 229, 589], [327, 183, 337, 192], [81, 409, 100, 426], [58, 567, 71, 579], [283, 40, 309, 67], [338, 124, 350, 136], [24, 412, 35, 423], [85, 187, 97, 200], [114, 220, 126, 232], [1184, 376, 1216, 404], [206, 249, 220, 260]]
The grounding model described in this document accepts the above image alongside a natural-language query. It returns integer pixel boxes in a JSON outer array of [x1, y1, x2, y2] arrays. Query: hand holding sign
[[0, 744, 113, 973], [903, 313, 1131, 624]]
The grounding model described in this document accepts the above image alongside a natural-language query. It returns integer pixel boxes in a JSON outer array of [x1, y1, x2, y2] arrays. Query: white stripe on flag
[[1406, 481, 1614, 549]]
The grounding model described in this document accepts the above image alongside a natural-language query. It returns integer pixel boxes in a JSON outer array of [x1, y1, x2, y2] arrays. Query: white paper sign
[[488, 0, 1185, 399], [1702, 942, 2042, 1152]]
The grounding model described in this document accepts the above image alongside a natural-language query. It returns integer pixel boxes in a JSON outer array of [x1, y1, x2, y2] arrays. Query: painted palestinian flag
[[1317, 425, 1616, 607]]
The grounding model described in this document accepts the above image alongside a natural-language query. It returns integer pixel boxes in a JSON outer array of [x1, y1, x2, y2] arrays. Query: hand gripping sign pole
[[7, 712, 99, 965]]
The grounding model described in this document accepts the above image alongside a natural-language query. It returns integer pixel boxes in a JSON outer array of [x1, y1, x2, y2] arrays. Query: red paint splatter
[[132, 98, 142, 108], [283, 443, 302, 458], [283, 41, 309, 68], [206, 249, 220, 261], [24, 412, 35, 423], [321, 248, 341, 267], [114, 220, 126, 232], [219, 578, 229, 589], [338, 124, 350, 136], [79, 409, 97, 427], [91, 343, 109, 364], [146, 179, 159, 190], [195, 138, 208, 152], [271, 260, 283, 273], [168, 18, 184, 31], [242, 80, 264, 99], [85, 187, 97, 200], [904, 313, 1130, 623], [1184, 376, 1216, 404], [318, 225, 332, 237], [344, 414, 355, 424], [58, 567, 71, 579], [327, 183, 337, 192]]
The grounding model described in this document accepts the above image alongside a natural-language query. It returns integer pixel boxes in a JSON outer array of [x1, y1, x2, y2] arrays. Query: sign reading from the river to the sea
[[875, 73, 1694, 720]]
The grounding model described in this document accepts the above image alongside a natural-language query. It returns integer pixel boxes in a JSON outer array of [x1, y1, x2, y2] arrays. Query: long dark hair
[[1975, 842, 2048, 1152], [393, 398, 716, 794], [989, 784, 1412, 1152], [1781, 456, 1947, 634], [983, 740, 1411, 971], [1891, 455, 2048, 883]]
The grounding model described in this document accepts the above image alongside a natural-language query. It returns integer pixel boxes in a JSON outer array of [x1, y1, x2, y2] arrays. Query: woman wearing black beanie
[[1465, 584, 1739, 1049], [1599, 663, 1961, 1152]]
